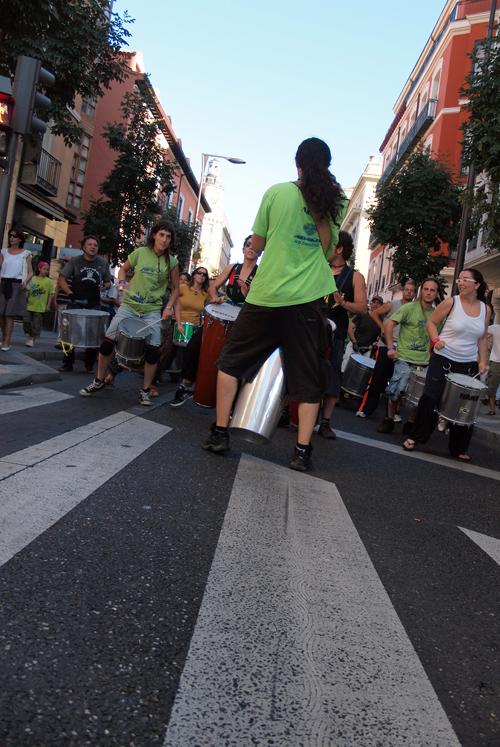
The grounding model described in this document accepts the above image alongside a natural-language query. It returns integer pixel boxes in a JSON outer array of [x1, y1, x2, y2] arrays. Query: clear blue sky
[[114, 0, 444, 259]]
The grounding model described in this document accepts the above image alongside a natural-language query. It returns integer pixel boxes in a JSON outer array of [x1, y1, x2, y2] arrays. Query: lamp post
[[190, 152, 245, 270]]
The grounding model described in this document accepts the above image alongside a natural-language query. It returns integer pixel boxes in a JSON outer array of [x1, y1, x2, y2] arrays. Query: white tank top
[[435, 295, 486, 363], [0, 248, 27, 279]]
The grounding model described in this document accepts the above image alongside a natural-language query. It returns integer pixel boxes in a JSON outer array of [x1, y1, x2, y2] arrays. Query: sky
[[114, 0, 445, 260]]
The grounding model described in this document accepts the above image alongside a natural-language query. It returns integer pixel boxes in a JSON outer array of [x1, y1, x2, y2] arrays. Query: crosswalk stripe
[[460, 526, 500, 568], [165, 454, 459, 746], [0, 412, 171, 568], [0, 386, 73, 415]]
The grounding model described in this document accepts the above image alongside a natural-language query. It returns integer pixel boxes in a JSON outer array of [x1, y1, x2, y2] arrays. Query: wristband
[[430, 337, 441, 347]]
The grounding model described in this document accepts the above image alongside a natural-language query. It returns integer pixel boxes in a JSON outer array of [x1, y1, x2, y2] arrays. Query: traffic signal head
[[11, 56, 54, 137], [0, 75, 14, 170]]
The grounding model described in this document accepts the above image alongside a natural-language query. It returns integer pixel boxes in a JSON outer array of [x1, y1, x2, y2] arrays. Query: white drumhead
[[351, 353, 376, 369], [206, 302, 240, 322], [446, 372, 485, 390], [118, 317, 150, 339], [63, 309, 108, 318]]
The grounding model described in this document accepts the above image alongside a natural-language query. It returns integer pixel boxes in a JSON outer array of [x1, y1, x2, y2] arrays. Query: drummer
[[403, 269, 490, 461], [80, 220, 179, 405], [170, 237, 260, 407], [58, 235, 111, 373], [377, 277, 440, 434]]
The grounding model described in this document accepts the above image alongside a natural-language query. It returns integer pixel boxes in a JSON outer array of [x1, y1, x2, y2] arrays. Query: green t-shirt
[[122, 246, 178, 313], [26, 276, 54, 313], [390, 300, 434, 364], [247, 182, 347, 307]]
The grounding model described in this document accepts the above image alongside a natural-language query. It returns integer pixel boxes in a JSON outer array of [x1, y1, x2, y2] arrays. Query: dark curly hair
[[147, 220, 176, 254], [295, 138, 344, 222], [336, 231, 354, 262]]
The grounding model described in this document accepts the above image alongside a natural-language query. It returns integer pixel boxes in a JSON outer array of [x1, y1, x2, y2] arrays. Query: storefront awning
[[16, 185, 75, 223]]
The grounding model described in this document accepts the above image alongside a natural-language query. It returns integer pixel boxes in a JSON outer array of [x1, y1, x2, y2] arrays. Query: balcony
[[378, 153, 398, 189], [36, 148, 61, 196]]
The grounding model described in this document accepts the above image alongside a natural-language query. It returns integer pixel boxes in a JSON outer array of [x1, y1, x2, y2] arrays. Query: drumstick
[[134, 318, 163, 335]]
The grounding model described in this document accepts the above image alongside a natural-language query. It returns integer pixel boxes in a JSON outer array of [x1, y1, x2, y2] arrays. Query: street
[[0, 367, 499, 746]]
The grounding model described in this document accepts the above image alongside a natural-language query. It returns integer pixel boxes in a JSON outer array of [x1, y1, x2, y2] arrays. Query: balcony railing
[[378, 153, 398, 189], [36, 148, 61, 196]]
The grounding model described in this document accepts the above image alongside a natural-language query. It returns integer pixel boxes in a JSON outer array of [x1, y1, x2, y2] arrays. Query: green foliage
[[0, 0, 132, 144], [462, 36, 500, 252], [368, 151, 462, 285], [161, 207, 200, 272], [84, 92, 176, 265]]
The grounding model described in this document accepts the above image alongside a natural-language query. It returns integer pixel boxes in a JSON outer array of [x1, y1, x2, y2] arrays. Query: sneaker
[[202, 424, 230, 454], [377, 417, 394, 433], [290, 444, 312, 472], [25, 339, 34, 347], [355, 410, 366, 418], [393, 413, 402, 423], [170, 385, 193, 407], [80, 378, 105, 397], [139, 388, 152, 406], [318, 420, 337, 439], [1, 345, 11, 352], [437, 417, 447, 432]]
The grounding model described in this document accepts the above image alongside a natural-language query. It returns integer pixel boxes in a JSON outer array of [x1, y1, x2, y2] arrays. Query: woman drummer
[[170, 239, 260, 407], [80, 220, 180, 406], [0, 229, 32, 351], [403, 268, 490, 461]]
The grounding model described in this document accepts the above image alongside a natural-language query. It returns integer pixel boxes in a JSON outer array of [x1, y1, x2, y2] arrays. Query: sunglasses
[[195, 270, 208, 277]]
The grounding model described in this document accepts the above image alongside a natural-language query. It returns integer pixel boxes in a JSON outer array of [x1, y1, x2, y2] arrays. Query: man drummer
[[80, 220, 180, 406], [377, 278, 440, 433], [58, 236, 111, 373]]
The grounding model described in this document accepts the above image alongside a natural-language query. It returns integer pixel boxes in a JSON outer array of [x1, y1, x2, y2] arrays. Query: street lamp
[[190, 152, 246, 270]]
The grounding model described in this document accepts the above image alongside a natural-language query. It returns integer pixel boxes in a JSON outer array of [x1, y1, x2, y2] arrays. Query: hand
[[332, 291, 345, 308], [434, 340, 445, 351], [479, 361, 488, 375], [162, 306, 173, 320], [387, 348, 399, 359], [176, 322, 185, 337]]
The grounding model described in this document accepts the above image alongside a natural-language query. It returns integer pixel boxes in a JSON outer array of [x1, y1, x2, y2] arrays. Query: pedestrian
[[377, 278, 440, 434], [485, 322, 500, 415], [318, 230, 368, 439], [0, 229, 33, 351], [23, 261, 54, 347], [80, 220, 179, 406], [202, 137, 348, 470], [403, 269, 490, 461], [100, 277, 120, 319], [57, 235, 111, 373]]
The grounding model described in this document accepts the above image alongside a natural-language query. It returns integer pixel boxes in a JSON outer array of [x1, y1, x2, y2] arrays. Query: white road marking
[[460, 527, 500, 568], [165, 454, 459, 747], [0, 386, 73, 415], [0, 412, 171, 568], [335, 428, 500, 482]]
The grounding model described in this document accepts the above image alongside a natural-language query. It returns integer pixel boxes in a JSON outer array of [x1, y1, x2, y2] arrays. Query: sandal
[[488, 410, 496, 416], [456, 453, 472, 462], [402, 439, 416, 451]]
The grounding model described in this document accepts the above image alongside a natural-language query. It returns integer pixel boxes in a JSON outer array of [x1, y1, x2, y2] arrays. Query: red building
[[66, 52, 209, 251], [367, 0, 499, 301]]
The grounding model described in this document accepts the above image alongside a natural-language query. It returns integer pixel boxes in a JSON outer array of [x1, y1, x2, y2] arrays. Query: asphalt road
[[0, 368, 499, 747]]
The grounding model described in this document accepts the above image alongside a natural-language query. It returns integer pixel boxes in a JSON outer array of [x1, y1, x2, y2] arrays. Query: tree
[[461, 35, 500, 252], [0, 0, 131, 144], [368, 151, 462, 285], [161, 207, 200, 271], [84, 91, 176, 265]]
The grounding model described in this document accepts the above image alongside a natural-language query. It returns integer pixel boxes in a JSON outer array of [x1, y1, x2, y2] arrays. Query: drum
[[437, 373, 487, 426], [403, 370, 426, 408], [230, 348, 286, 444], [173, 321, 196, 347], [115, 317, 151, 368], [194, 302, 241, 407], [341, 353, 375, 397], [60, 309, 108, 349]]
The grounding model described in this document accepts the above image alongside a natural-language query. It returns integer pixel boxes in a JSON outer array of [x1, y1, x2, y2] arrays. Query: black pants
[[182, 326, 203, 382], [62, 346, 98, 371], [411, 353, 479, 456], [358, 346, 394, 417]]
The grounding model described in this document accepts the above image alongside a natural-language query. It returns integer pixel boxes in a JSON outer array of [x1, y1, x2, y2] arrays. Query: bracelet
[[166, 305, 173, 310], [430, 337, 441, 347]]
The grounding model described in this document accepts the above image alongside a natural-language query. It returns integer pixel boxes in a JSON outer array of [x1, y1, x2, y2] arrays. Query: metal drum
[[115, 317, 151, 368], [403, 370, 426, 408], [194, 302, 241, 407], [60, 309, 108, 348], [341, 353, 375, 397], [173, 321, 197, 347], [230, 348, 286, 444], [437, 373, 487, 426]]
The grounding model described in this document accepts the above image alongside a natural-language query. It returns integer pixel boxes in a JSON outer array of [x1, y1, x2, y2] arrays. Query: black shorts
[[324, 337, 344, 398], [218, 300, 328, 403]]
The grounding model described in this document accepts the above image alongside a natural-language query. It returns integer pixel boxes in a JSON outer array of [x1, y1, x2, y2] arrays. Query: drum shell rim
[[60, 309, 108, 349]]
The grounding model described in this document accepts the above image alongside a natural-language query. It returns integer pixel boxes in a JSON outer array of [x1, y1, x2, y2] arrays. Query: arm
[[426, 298, 454, 351], [210, 263, 234, 301], [58, 273, 73, 296], [117, 259, 132, 285], [163, 263, 179, 320], [46, 292, 55, 311], [478, 306, 492, 374], [334, 271, 367, 315], [22, 254, 33, 288], [370, 302, 392, 334], [384, 319, 398, 357], [347, 319, 356, 344]]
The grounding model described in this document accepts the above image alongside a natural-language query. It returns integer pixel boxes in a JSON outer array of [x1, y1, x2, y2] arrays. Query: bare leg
[[387, 400, 396, 419], [298, 402, 320, 444], [489, 395, 496, 414], [215, 370, 239, 427], [2, 317, 13, 347], [143, 361, 157, 390], [96, 351, 113, 380]]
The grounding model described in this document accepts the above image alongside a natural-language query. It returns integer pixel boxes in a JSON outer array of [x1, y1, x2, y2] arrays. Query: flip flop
[[402, 439, 416, 451], [455, 453, 472, 462], [488, 411, 496, 416]]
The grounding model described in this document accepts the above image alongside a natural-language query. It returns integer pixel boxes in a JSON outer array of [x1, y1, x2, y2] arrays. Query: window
[[81, 97, 97, 117], [188, 208, 193, 225], [67, 133, 90, 209], [177, 193, 185, 220]]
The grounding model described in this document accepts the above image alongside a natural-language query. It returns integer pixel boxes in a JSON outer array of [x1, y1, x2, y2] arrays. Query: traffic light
[[11, 56, 54, 137], [0, 75, 15, 170]]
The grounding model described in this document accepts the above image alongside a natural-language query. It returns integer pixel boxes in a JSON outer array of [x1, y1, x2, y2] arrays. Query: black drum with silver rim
[[341, 353, 375, 397], [403, 370, 426, 408], [60, 309, 109, 349], [115, 317, 152, 368]]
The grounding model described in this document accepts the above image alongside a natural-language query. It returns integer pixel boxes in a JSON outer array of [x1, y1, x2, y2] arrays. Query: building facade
[[367, 0, 500, 310], [197, 159, 233, 274], [341, 156, 381, 282]]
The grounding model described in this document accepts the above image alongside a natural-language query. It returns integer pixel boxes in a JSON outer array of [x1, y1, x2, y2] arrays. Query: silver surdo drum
[[60, 309, 108, 348], [341, 353, 375, 397], [115, 317, 152, 368], [437, 373, 487, 426], [403, 370, 426, 408], [230, 348, 286, 444]]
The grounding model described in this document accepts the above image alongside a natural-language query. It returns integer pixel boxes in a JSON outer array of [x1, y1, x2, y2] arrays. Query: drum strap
[[60, 340, 74, 355]]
